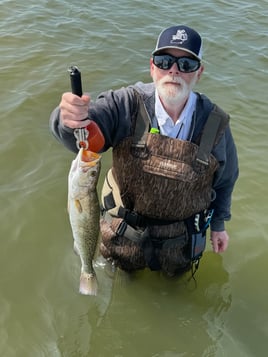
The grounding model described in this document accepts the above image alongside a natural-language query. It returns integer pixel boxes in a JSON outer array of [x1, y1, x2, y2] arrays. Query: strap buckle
[[116, 220, 127, 237]]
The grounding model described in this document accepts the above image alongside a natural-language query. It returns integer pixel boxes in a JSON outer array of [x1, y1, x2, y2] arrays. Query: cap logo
[[171, 29, 188, 44]]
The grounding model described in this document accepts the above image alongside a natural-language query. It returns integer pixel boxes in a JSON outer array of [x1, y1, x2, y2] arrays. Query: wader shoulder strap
[[196, 104, 230, 165], [131, 92, 229, 165], [132, 89, 150, 148]]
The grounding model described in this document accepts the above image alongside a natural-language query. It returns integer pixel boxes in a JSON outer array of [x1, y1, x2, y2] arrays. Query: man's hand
[[210, 230, 229, 253], [59, 92, 91, 129]]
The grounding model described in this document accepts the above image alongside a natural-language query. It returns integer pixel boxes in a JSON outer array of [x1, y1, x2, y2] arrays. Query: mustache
[[159, 75, 186, 85]]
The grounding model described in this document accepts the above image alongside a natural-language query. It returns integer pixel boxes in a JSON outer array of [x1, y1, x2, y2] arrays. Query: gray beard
[[155, 75, 195, 107]]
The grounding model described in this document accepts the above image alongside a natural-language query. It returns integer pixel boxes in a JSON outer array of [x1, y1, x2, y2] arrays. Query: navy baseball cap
[[152, 25, 203, 60]]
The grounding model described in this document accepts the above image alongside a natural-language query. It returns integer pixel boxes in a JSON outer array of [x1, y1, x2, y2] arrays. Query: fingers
[[210, 230, 229, 253], [210, 236, 219, 253], [59, 93, 91, 129]]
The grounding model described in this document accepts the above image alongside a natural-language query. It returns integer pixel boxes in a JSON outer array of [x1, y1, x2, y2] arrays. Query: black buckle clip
[[125, 210, 144, 227], [116, 220, 127, 237]]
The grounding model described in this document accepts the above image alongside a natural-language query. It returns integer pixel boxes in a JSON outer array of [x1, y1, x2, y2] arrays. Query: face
[[150, 48, 204, 107]]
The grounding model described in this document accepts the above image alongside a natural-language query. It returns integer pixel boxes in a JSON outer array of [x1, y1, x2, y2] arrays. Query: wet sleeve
[[210, 126, 239, 231], [49, 87, 134, 153], [88, 88, 134, 151], [49, 106, 78, 153]]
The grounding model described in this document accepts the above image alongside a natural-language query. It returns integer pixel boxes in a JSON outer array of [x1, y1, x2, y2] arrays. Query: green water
[[1, 0, 267, 356]]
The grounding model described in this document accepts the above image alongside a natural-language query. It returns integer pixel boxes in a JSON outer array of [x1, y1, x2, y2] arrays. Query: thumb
[[81, 94, 90, 105]]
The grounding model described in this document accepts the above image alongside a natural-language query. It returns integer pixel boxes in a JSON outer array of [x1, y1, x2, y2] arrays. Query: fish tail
[[79, 271, 98, 296]]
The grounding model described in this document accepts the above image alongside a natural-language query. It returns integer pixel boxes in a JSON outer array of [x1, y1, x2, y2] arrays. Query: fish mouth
[[80, 149, 101, 165]]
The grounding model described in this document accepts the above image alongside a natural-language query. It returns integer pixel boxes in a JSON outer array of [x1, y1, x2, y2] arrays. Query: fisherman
[[50, 25, 239, 276]]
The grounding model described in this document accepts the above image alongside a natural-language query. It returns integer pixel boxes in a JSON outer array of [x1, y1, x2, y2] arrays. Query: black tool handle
[[68, 66, 83, 97]]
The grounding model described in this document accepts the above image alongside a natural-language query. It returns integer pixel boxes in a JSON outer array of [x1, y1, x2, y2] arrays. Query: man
[[50, 25, 238, 276]]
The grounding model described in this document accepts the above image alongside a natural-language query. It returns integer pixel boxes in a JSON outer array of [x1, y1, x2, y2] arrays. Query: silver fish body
[[68, 148, 101, 296]]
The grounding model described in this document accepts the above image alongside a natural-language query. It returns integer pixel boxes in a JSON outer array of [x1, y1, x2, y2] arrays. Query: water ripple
[[0, 0, 267, 356]]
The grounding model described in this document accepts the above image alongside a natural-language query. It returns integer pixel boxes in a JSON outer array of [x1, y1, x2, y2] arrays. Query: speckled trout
[[68, 148, 101, 296]]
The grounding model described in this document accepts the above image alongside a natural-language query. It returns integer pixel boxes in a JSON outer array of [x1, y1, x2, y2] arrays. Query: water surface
[[0, 0, 267, 356]]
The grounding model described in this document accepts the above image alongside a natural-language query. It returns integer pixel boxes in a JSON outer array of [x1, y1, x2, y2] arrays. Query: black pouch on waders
[[186, 208, 214, 274], [191, 232, 206, 261]]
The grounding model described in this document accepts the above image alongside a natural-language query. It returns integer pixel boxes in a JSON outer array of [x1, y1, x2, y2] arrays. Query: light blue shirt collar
[[155, 90, 197, 140]]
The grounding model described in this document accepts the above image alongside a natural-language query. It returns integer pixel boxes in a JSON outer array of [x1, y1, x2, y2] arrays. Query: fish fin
[[75, 199, 83, 213], [79, 272, 98, 296]]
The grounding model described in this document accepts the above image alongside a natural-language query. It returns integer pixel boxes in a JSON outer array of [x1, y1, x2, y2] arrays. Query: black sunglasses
[[153, 54, 201, 73]]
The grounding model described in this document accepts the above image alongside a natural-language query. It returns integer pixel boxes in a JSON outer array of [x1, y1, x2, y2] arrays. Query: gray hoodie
[[49, 81, 239, 231]]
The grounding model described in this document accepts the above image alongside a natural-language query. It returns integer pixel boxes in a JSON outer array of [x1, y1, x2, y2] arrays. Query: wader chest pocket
[[143, 155, 199, 182]]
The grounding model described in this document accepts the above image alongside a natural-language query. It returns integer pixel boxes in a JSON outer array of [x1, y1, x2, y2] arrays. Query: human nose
[[168, 62, 180, 74]]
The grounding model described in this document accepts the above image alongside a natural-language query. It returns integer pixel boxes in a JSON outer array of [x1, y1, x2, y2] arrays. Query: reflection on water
[[87, 253, 231, 357], [1, 0, 268, 356]]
